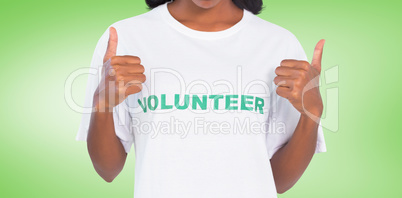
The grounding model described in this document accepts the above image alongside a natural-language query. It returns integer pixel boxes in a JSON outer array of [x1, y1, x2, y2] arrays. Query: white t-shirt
[[76, 2, 326, 198]]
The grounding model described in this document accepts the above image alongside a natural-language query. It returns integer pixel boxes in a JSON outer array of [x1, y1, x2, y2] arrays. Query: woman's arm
[[271, 39, 325, 193], [86, 27, 145, 182], [87, 110, 127, 183], [270, 115, 319, 193]]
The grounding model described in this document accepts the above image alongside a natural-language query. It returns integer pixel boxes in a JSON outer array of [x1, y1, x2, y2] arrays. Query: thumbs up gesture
[[93, 27, 146, 111], [274, 40, 325, 119]]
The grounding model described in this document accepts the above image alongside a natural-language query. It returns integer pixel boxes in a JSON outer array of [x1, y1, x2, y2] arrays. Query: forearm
[[87, 109, 127, 183], [270, 114, 319, 193]]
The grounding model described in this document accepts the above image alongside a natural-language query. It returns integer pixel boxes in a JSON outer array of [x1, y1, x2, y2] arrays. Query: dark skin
[[87, 0, 325, 194]]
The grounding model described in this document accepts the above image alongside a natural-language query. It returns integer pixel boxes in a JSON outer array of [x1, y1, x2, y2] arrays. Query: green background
[[1, 0, 401, 197]]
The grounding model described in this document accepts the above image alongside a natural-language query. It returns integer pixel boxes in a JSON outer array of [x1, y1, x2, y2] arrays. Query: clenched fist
[[274, 39, 325, 120], [93, 27, 146, 111]]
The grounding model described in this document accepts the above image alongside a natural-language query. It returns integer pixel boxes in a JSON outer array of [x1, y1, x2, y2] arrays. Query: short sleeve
[[75, 27, 134, 153], [266, 34, 327, 159]]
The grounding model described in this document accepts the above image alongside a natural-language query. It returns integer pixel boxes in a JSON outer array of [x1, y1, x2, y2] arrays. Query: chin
[[193, 0, 220, 9]]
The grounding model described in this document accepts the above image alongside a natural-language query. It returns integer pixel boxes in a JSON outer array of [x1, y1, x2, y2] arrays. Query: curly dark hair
[[145, 0, 263, 14]]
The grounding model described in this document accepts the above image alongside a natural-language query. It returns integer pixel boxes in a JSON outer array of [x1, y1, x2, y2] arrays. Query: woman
[[76, 0, 327, 197]]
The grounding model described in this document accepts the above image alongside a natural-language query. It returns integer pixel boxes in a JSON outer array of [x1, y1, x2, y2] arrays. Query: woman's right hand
[[93, 27, 146, 111]]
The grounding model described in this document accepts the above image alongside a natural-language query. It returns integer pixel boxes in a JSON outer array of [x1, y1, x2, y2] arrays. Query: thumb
[[311, 39, 325, 73], [103, 27, 118, 63]]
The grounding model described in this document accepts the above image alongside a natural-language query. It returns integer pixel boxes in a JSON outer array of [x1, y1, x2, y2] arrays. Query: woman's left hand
[[274, 39, 325, 120]]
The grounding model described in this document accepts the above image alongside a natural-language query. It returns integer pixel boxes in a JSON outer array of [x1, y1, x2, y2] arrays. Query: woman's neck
[[167, 0, 244, 32]]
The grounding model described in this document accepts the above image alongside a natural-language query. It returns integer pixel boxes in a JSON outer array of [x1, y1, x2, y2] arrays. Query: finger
[[274, 76, 293, 88], [126, 64, 145, 74], [280, 60, 310, 71], [110, 56, 141, 65], [124, 74, 146, 83], [114, 74, 146, 85], [112, 64, 144, 74], [103, 27, 118, 63], [124, 83, 143, 97], [276, 86, 291, 99], [280, 59, 298, 67], [275, 66, 303, 77], [311, 39, 325, 73]]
